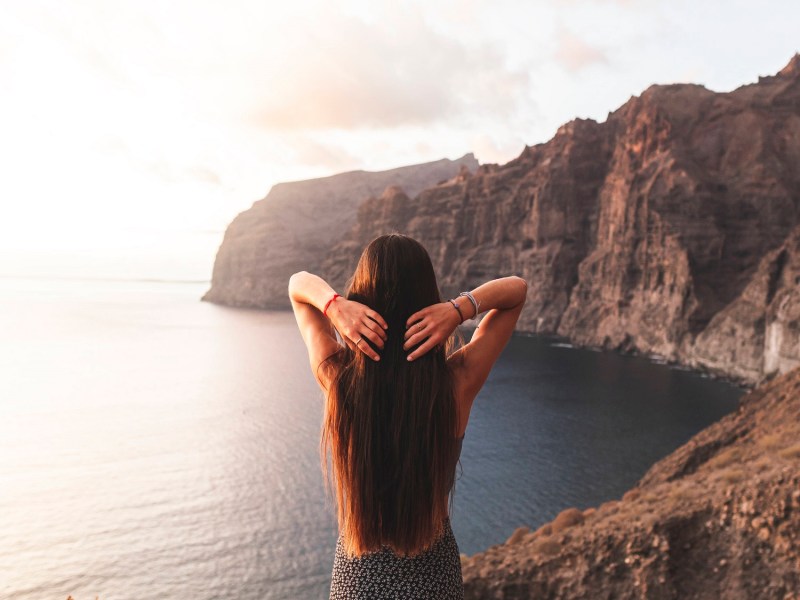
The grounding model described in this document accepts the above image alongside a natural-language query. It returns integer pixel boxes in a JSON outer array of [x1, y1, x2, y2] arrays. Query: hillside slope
[[205, 54, 800, 383], [321, 54, 800, 385], [460, 365, 800, 599], [202, 153, 478, 308]]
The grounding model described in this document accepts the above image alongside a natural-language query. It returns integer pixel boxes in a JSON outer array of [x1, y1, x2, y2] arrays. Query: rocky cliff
[[459, 363, 800, 600], [204, 54, 800, 384], [201, 153, 478, 308], [321, 54, 800, 386]]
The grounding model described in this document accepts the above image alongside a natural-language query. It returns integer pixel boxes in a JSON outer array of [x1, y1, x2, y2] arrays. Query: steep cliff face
[[321, 54, 800, 385], [460, 365, 800, 599], [205, 55, 800, 384], [201, 153, 478, 308], [323, 118, 613, 332], [558, 63, 800, 370], [688, 225, 800, 383]]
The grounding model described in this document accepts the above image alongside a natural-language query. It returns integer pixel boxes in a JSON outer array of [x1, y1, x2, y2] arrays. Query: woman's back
[[288, 234, 527, 599], [320, 235, 462, 559], [329, 432, 465, 600]]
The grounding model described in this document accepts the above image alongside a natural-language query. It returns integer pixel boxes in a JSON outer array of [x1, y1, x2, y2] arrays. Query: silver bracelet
[[458, 291, 480, 320]]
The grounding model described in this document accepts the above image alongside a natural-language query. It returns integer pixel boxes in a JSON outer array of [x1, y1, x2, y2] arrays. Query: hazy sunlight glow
[[0, 0, 798, 278]]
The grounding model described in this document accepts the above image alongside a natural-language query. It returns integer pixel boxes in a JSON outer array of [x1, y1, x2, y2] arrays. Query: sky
[[1, 0, 798, 280]]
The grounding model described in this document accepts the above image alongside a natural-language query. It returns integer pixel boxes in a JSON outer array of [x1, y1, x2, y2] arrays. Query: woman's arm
[[403, 276, 527, 423], [403, 276, 527, 361], [288, 272, 388, 387]]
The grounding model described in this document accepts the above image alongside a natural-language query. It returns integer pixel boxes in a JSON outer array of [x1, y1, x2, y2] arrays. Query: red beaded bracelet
[[323, 293, 341, 317]]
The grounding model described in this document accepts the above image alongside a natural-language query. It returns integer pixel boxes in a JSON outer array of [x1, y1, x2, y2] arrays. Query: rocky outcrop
[[201, 153, 478, 308], [205, 54, 800, 385], [322, 119, 612, 334], [687, 225, 800, 383], [460, 365, 800, 599], [322, 54, 800, 386]]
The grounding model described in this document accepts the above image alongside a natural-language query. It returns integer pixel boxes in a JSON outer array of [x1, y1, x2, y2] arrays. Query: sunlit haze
[[1, 0, 798, 280]]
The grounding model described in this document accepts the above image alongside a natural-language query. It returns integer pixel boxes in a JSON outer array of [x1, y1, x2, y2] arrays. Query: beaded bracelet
[[459, 291, 480, 320], [448, 299, 465, 324]]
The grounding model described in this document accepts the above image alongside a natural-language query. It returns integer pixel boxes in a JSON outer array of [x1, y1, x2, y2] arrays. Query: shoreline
[[460, 365, 800, 598], [202, 299, 756, 392]]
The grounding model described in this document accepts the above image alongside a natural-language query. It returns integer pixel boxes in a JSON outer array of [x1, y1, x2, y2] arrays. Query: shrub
[[778, 442, 800, 460], [551, 507, 584, 534], [599, 500, 619, 514], [707, 446, 745, 469], [757, 433, 784, 451], [622, 489, 641, 502], [532, 537, 561, 556], [506, 526, 530, 545], [666, 484, 690, 505], [533, 523, 552, 537], [720, 467, 746, 484]]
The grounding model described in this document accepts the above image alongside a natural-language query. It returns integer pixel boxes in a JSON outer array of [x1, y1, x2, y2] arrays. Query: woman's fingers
[[403, 321, 433, 350], [404, 322, 449, 356], [359, 324, 384, 351], [367, 310, 389, 331], [353, 333, 381, 361], [407, 336, 438, 361], [402, 330, 426, 351], [405, 309, 427, 330], [404, 319, 427, 342], [362, 317, 387, 343]]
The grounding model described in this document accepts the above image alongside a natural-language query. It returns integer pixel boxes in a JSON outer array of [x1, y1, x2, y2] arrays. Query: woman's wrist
[[459, 291, 480, 319], [289, 271, 340, 315], [323, 293, 341, 318], [446, 293, 478, 322], [326, 295, 347, 322], [444, 300, 463, 330], [447, 299, 464, 324]]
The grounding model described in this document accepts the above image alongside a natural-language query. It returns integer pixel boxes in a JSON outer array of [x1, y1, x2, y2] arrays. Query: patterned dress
[[328, 436, 465, 600]]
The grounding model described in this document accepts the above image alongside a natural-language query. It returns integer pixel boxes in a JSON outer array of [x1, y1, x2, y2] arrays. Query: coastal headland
[[203, 54, 800, 598], [460, 365, 800, 599], [204, 54, 800, 389]]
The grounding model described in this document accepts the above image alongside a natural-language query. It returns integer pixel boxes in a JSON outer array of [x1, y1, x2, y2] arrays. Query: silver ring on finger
[[355, 337, 363, 346]]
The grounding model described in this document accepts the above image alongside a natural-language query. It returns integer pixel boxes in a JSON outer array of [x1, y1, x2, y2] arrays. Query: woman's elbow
[[288, 271, 307, 296], [511, 275, 528, 304]]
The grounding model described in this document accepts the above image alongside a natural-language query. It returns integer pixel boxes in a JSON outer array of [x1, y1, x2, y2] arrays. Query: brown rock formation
[[205, 54, 800, 384], [320, 54, 800, 386], [460, 365, 800, 599], [688, 224, 800, 383], [322, 118, 612, 335], [201, 153, 478, 308]]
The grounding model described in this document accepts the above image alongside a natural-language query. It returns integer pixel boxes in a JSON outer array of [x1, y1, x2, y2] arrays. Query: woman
[[288, 234, 527, 599]]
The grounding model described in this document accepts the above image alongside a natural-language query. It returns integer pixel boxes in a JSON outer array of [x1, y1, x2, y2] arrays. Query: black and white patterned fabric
[[328, 516, 464, 599]]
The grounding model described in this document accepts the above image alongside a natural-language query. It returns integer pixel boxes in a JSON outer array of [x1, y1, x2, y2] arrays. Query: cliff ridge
[[204, 54, 800, 384], [460, 365, 800, 599]]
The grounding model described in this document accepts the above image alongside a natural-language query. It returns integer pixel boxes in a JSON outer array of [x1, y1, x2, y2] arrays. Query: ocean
[[0, 276, 743, 599]]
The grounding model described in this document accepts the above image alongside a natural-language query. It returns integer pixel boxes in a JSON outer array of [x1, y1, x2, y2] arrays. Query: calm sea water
[[0, 277, 743, 600]]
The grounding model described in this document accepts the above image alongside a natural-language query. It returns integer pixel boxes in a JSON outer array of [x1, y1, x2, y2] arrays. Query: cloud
[[248, 6, 530, 131], [553, 0, 640, 6], [146, 161, 222, 186], [285, 136, 361, 171], [470, 133, 526, 165], [92, 136, 223, 185], [554, 26, 608, 72]]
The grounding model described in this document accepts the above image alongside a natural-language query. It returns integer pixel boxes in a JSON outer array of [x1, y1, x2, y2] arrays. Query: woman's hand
[[403, 302, 461, 361], [328, 297, 388, 361]]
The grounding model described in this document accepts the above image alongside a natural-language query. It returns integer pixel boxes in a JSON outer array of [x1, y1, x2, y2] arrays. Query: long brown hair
[[321, 234, 460, 558]]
